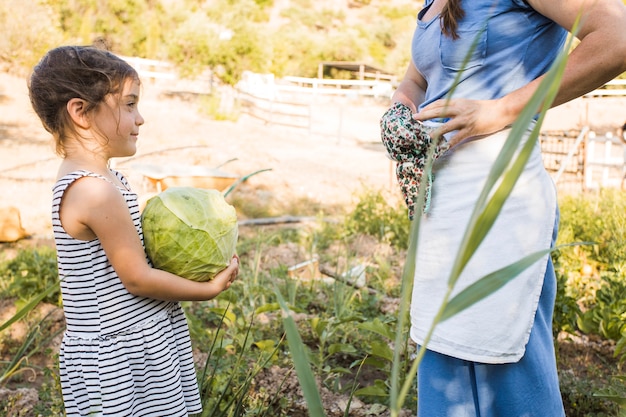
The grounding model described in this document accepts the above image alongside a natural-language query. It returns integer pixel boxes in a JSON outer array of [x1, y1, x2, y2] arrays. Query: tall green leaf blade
[[357, 318, 395, 340], [274, 288, 326, 417], [389, 215, 420, 411], [0, 282, 59, 332], [441, 248, 552, 322]]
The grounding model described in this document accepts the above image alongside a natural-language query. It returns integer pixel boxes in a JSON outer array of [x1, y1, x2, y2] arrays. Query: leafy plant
[[344, 188, 410, 249], [552, 264, 582, 338], [193, 304, 284, 417], [0, 278, 64, 417], [2, 0, 410, 83], [1, 304, 63, 386], [0, 249, 65, 413], [559, 370, 621, 417], [554, 190, 626, 366], [0, 246, 59, 305], [595, 375, 626, 414]]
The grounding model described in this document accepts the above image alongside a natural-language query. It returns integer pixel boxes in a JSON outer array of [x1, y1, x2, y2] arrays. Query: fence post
[[602, 132, 614, 187], [585, 131, 596, 190], [336, 104, 344, 144]]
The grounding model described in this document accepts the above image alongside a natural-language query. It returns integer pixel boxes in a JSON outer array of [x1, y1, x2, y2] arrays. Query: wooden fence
[[237, 90, 312, 130], [119, 55, 214, 96], [234, 71, 393, 141], [542, 78, 626, 193], [584, 79, 626, 97], [541, 127, 625, 193]]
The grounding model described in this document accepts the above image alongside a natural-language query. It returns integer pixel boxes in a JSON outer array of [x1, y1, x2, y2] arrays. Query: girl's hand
[[414, 97, 513, 148], [209, 254, 240, 292]]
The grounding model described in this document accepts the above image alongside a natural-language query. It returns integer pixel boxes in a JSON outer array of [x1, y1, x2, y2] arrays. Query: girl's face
[[93, 77, 144, 158]]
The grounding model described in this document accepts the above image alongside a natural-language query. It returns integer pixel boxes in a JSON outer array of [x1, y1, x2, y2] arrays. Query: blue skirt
[[416, 231, 565, 416]]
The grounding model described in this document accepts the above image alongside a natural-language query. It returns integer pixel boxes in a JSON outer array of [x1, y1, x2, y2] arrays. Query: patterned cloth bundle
[[380, 102, 449, 219]]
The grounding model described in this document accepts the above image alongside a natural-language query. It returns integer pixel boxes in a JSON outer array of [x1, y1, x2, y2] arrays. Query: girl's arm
[[415, 0, 626, 147], [61, 176, 238, 301]]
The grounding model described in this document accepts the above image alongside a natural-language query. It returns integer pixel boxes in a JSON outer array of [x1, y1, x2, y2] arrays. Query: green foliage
[[555, 190, 626, 412], [378, 4, 418, 20], [254, 0, 274, 9], [268, 28, 318, 77], [167, 0, 272, 83], [1, 0, 408, 84], [181, 214, 411, 414], [559, 370, 621, 417], [185, 299, 287, 417], [207, 23, 272, 85], [0, 0, 63, 74], [578, 275, 626, 341], [280, 1, 346, 31], [555, 190, 626, 361], [31, 368, 65, 417], [0, 247, 59, 305], [344, 188, 410, 250], [558, 189, 626, 271], [275, 289, 326, 417], [166, 13, 220, 79], [1, 306, 64, 386], [595, 375, 626, 413], [552, 265, 582, 337], [0, 247, 62, 398], [42, 0, 158, 57], [317, 30, 367, 65]]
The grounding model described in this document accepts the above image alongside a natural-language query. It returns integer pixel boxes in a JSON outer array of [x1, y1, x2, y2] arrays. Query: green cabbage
[[141, 187, 238, 281]]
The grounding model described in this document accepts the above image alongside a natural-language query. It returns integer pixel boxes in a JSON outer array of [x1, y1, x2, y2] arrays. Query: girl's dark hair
[[441, 0, 465, 39], [28, 45, 138, 156]]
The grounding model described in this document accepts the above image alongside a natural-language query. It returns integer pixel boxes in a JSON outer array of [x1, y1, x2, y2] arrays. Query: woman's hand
[[413, 97, 513, 148]]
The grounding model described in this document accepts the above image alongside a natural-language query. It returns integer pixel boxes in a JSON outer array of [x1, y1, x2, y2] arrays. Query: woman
[[384, 0, 626, 415]]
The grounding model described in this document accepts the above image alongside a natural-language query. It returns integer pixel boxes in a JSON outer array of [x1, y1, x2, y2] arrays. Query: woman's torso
[[413, 0, 567, 111]]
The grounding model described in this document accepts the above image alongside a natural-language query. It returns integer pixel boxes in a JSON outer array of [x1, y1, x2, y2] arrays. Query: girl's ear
[[66, 98, 91, 129]]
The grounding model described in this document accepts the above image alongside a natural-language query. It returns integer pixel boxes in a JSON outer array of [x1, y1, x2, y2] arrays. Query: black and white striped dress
[[52, 170, 202, 417]]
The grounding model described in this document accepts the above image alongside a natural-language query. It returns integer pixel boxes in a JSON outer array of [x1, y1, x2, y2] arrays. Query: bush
[[0, 246, 59, 306], [344, 188, 410, 250], [0, 0, 63, 75], [554, 190, 626, 337], [1, 0, 409, 84]]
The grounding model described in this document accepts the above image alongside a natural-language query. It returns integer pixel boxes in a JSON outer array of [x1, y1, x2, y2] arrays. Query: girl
[[28, 45, 239, 416], [384, 0, 626, 415]]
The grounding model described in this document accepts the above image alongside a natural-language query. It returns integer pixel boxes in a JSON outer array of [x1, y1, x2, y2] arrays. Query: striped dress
[[52, 170, 202, 417]]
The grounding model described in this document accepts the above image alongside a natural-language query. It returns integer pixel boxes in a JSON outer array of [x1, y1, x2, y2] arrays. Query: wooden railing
[[584, 79, 626, 97], [541, 128, 626, 193], [279, 76, 395, 99], [237, 90, 312, 131]]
